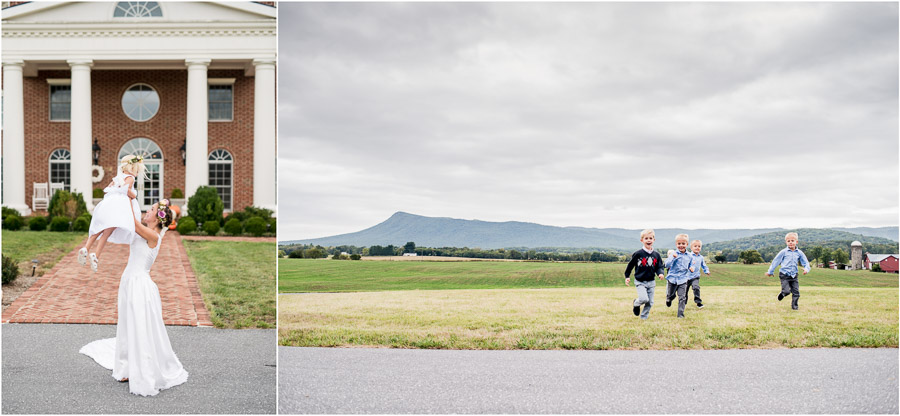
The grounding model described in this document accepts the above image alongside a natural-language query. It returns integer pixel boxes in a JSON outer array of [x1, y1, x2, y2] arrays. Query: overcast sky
[[278, 2, 898, 240]]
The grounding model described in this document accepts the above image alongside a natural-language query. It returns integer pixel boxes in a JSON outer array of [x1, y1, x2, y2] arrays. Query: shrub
[[73, 216, 90, 232], [228, 211, 249, 223], [28, 216, 48, 231], [2, 207, 21, 221], [92, 188, 104, 198], [350, 254, 362, 260], [224, 218, 243, 236], [243, 206, 274, 220], [332, 253, 342, 260], [288, 250, 304, 259], [48, 190, 88, 220], [872, 263, 883, 273], [3, 215, 24, 231], [187, 186, 223, 226], [267, 218, 276, 235], [170, 188, 184, 199], [244, 217, 267, 237], [49, 217, 70, 232], [202, 220, 220, 236], [2, 255, 19, 285], [177, 217, 197, 234]]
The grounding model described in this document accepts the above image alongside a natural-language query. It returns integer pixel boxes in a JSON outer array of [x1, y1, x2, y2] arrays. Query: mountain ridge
[[284, 211, 899, 250]]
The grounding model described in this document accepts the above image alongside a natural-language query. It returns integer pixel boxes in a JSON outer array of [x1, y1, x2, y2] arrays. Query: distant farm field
[[278, 259, 899, 293], [279, 287, 899, 349]]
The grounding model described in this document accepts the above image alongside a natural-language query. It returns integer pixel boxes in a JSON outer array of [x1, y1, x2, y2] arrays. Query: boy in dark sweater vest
[[624, 229, 665, 319]]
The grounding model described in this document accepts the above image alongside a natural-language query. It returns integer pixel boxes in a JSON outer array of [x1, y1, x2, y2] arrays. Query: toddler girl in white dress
[[78, 155, 145, 272]]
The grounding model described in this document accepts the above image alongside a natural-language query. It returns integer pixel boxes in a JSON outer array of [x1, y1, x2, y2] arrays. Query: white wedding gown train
[[80, 230, 188, 397]]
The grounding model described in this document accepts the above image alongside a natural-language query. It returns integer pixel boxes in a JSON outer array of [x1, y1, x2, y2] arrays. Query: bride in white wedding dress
[[80, 200, 188, 397]]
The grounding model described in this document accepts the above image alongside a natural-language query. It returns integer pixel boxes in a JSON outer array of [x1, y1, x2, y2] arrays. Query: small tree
[[808, 246, 823, 267], [187, 186, 224, 226], [48, 190, 88, 220], [872, 263, 883, 272], [288, 250, 304, 259], [833, 248, 849, 265], [820, 248, 832, 268], [404, 241, 416, 253], [739, 249, 763, 264]]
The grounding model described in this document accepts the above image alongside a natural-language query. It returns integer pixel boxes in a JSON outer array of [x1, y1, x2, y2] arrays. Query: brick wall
[[18, 69, 255, 212]]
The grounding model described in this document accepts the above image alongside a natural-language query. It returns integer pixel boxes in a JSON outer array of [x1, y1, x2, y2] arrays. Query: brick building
[[2, 1, 276, 215]]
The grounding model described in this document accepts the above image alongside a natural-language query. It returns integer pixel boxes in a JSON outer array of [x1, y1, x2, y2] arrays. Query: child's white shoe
[[89, 253, 99, 273], [78, 248, 88, 266]]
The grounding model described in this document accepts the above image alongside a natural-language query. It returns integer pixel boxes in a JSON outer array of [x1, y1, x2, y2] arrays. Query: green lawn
[[279, 286, 899, 349], [279, 259, 898, 293], [1, 230, 86, 274], [184, 240, 276, 329]]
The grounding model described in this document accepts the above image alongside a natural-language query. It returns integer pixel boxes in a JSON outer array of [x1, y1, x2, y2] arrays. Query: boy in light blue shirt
[[687, 240, 711, 309], [664, 233, 694, 318], [766, 232, 810, 310]]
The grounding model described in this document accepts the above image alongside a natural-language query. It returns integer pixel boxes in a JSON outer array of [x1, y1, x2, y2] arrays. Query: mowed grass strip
[[184, 240, 276, 329], [279, 287, 899, 350], [278, 259, 899, 293], [2, 230, 86, 274]]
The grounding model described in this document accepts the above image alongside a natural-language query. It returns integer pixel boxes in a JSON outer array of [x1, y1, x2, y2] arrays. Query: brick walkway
[[2, 231, 212, 326]]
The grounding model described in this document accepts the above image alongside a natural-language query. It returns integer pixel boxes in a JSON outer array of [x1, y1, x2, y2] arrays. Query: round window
[[121, 84, 160, 122]]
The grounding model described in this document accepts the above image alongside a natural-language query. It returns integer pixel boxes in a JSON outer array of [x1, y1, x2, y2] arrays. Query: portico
[[2, 1, 276, 215]]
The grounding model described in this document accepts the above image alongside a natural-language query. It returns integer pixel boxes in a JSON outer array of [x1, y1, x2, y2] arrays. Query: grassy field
[[279, 258, 899, 293], [1, 230, 86, 274], [279, 287, 899, 349], [184, 240, 276, 329]]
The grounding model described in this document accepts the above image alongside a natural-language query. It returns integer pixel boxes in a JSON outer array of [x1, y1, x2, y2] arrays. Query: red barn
[[864, 254, 899, 273]]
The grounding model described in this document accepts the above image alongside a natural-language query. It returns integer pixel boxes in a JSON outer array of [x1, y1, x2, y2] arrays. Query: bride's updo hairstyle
[[155, 199, 175, 230]]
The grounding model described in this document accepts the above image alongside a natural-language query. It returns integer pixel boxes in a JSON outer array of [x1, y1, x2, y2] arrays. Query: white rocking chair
[[32, 183, 50, 211], [49, 182, 65, 195]]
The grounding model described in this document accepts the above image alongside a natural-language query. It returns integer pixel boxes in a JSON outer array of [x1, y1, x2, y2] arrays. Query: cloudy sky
[[278, 2, 898, 240]]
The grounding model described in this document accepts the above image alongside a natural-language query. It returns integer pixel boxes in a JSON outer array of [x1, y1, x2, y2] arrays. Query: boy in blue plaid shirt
[[766, 232, 810, 310]]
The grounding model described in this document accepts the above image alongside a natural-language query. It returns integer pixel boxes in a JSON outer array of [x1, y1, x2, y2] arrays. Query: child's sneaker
[[697, 303, 704, 309], [89, 253, 99, 273], [78, 248, 88, 266], [777, 293, 785, 301], [633, 301, 640, 316]]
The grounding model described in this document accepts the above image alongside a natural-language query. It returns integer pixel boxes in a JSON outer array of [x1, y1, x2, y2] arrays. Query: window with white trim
[[122, 83, 160, 122], [49, 84, 71, 121], [208, 81, 234, 121], [113, 1, 162, 17], [208, 149, 233, 211], [49, 149, 71, 190]]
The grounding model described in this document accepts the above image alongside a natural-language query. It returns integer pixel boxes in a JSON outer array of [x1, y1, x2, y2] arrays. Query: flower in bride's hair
[[157, 210, 167, 219]]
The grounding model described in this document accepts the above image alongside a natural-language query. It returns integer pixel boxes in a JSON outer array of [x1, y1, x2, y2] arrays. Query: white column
[[2, 60, 30, 215], [252, 58, 277, 215], [68, 59, 94, 210], [185, 59, 211, 206]]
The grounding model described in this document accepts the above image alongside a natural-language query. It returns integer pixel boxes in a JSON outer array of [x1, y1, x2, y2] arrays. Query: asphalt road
[[2, 324, 276, 414], [279, 347, 898, 414]]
